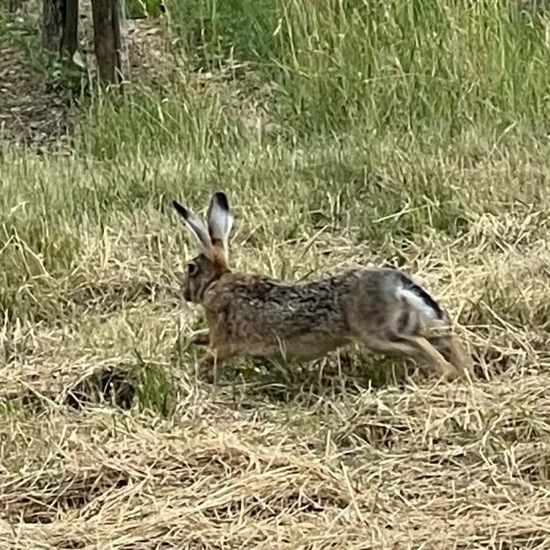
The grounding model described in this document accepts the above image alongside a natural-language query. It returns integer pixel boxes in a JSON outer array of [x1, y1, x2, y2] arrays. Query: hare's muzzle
[[179, 278, 191, 302], [183, 287, 191, 302]]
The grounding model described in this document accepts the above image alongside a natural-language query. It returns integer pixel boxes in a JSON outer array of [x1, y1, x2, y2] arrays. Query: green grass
[[162, 0, 550, 135], [3, 0, 550, 547]]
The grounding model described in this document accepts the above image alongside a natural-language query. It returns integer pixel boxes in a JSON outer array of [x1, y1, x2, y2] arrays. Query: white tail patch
[[397, 286, 442, 322]]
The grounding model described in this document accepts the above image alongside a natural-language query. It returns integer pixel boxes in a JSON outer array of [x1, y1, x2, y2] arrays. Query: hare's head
[[172, 191, 233, 303]]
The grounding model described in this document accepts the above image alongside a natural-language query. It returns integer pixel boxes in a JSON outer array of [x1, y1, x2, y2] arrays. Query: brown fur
[[173, 193, 473, 383]]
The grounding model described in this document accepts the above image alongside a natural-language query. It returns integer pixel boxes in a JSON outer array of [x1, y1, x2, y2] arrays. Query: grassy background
[[3, 0, 550, 547]]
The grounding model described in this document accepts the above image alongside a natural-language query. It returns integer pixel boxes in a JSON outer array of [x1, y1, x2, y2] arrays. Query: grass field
[[3, 0, 550, 548]]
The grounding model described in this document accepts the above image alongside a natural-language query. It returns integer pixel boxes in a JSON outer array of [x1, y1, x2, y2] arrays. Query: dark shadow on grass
[[207, 352, 427, 406], [65, 365, 137, 411]]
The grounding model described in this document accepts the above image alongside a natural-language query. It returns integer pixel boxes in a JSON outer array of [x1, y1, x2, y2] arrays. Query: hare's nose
[[183, 287, 191, 302]]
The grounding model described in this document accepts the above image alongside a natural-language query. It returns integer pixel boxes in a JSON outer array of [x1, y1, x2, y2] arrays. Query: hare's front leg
[[197, 345, 234, 382]]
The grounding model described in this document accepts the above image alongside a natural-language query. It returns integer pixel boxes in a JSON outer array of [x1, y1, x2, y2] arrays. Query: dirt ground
[[0, 8, 170, 152]]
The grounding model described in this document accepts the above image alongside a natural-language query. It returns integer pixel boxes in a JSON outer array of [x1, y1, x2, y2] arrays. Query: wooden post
[[91, 0, 128, 86], [62, 0, 79, 58], [41, 0, 79, 58], [42, 0, 64, 52]]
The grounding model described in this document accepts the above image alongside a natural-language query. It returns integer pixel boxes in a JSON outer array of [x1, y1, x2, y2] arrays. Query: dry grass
[[2, 141, 550, 548], [3, 382, 550, 549]]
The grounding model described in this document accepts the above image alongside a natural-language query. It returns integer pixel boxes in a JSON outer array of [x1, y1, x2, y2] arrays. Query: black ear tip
[[212, 191, 230, 210], [172, 200, 188, 218]]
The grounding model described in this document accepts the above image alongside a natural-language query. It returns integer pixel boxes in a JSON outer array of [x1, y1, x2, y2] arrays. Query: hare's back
[[208, 273, 352, 338]]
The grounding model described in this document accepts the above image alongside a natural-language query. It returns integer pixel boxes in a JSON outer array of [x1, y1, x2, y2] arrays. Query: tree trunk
[[41, 0, 78, 58], [91, 0, 127, 86], [42, 0, 64, 52], [62, 0, 79, 58]]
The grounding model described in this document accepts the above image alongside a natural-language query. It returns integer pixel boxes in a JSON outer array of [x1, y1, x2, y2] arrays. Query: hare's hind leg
[[445, 334, 473, 379], [428, 331, 473, 380], [359, 333, 460, 382], [402, 334, 461, 381]]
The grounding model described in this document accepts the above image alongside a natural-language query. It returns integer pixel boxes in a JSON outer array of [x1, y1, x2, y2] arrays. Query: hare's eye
[[188, 262, 199, 277]]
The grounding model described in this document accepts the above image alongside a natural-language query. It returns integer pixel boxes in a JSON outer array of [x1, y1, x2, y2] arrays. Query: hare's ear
[[172, 200, 213, 258], [207, 191, 233, 254]]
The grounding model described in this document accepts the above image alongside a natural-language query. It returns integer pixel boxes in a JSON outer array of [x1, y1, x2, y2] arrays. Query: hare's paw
[[197, 353, 215, 382], [196, 347, 233, 383]]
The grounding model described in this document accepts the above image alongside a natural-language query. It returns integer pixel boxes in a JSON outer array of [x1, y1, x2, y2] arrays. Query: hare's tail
[[394, 272, 445, 322]]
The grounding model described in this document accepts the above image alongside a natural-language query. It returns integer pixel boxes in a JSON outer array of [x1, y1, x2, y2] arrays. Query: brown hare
[[172, 191, 472, 382]]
